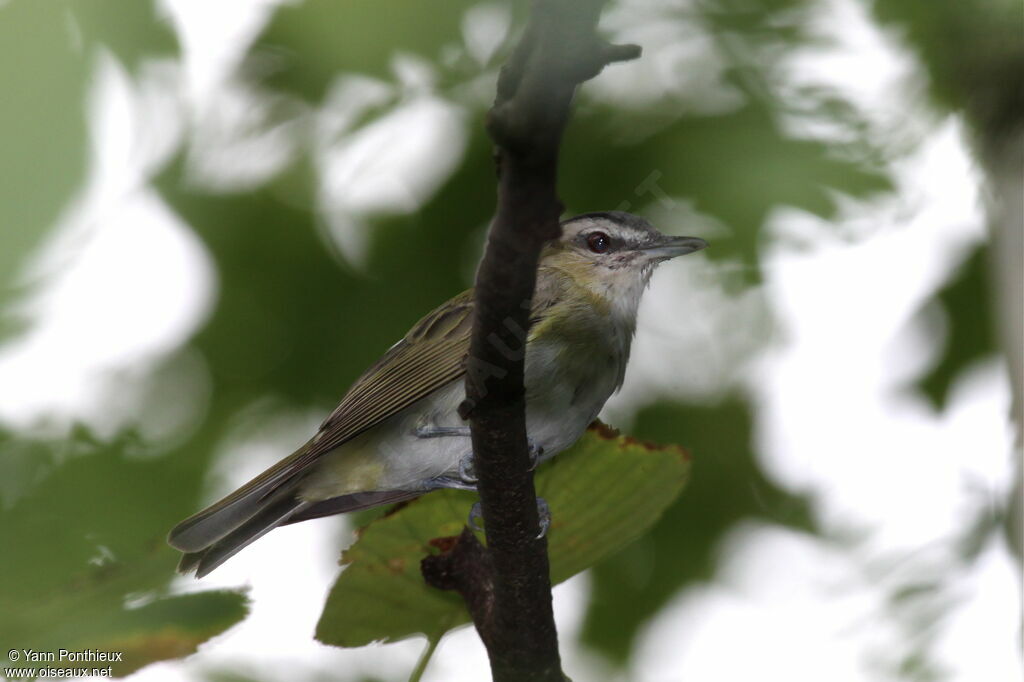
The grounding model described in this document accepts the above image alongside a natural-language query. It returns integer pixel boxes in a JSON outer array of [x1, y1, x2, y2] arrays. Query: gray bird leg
[[422, 451, 480, 488], [416, 422, 545, 481], [414, 425, 472, 438], [423, 475, 477, 491], [458, 452, 477, 483], [455, 439, 544, 484], [469, 497, 551, 539], [527, 440, 545, 470]]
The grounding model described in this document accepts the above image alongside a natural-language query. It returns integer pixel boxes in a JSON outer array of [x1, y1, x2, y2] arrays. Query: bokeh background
[[0, 0, 1020, 680]]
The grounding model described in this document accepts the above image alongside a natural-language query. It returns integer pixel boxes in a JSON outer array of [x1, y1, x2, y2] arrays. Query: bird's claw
[[536, 497, 551, 538], [468, 501, 484, 532], [527, 439, 545, 471], [458, 452, 477, 484], [467, 497, 551, 539]]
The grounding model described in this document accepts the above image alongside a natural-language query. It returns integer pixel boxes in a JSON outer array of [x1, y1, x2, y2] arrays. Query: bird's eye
[[586, 231, 611, 254]]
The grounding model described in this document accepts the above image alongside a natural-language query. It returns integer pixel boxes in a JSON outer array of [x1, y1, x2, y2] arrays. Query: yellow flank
[[300, 442, 385, 501], [530, 266, 612, 342]]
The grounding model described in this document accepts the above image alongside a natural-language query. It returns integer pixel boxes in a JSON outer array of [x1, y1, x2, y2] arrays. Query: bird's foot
[[527, 439, 545, 470], [424, 475, 476, 491], [468, 501, 483, 532], [457, 452, 477, 483], [468, 497, 551, 539], [535, 497, 551, 537]]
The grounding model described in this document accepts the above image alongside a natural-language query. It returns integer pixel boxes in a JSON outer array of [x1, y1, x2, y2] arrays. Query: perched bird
[[168, 211, 706, 577]]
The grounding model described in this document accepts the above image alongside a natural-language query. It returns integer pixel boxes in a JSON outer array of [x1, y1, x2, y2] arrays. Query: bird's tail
[[175, 489, 308, 578], [168, 447, 421, 577]]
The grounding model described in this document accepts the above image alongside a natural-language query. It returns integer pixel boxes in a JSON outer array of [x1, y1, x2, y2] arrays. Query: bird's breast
[[523, 314, 628, 459]]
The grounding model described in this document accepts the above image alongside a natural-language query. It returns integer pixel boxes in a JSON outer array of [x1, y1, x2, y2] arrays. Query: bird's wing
[[310, 274, 567, 459], [168, 283, 567, 553], [168, 289, 477, 552], [308, 288, 476, 458]]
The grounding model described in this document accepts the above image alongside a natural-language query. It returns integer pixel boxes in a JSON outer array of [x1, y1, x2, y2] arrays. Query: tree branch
[[419, 1, 639, 680]]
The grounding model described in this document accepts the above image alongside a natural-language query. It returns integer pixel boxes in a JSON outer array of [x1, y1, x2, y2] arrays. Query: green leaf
[[0, 428, 250, 677], [315, 424, 691, 648], [254, 0, 485, 101], [0, 0, 177, 327], [580, 400, 815, 663], [873, 0, 1024, 135], [2, 590, 248, 678], [917, 245, 997, 410]]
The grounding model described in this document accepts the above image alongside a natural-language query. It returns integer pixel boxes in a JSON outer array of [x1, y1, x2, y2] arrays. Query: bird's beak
[[641, 236, 708, 260]]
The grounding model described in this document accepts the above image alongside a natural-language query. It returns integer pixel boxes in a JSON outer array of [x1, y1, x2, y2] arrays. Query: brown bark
[[420, 1, 639, 680]]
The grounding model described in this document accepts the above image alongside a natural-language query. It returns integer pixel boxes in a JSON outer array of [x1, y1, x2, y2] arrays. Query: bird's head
[[538, 211, 707, 326], [540, 212, 707, 318]]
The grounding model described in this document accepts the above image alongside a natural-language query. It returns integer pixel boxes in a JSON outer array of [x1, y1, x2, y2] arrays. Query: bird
[[168, 211, 706, 577]]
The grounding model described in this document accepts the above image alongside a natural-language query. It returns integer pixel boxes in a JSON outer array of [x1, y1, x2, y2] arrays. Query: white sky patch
[[589, 0, 744, 117], [461, 1, 512, 67], [609, 0, 1018, 679], [773, 0, 930, 148], [632, 524, 904, 682], [181, 76, 306, 191], [932, 538, 1024, 682], [0, 51, 213, 437], [159, 0, 307, 192], [315, 62, 468, 265], [157, 0, 292, 109], [603, 252, 766, 427], [753, 116, 991, 533]]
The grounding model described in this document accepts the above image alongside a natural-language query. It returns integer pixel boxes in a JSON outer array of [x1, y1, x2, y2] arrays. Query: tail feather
[[284, 490, 420, 524], [168, 442, 313, 554], [178, 492, 309, 578], [171, 485, 421, 577]]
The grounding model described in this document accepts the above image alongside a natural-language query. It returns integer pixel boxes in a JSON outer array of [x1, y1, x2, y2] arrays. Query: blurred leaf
[[917, 245, 997, 409], [71, 0, 177, 67], [563, 102, 891, 282], [873, 0, 1024, 135], [3, 591, 247, 678], [0, 428, 248, 677], [158, 156, 484, 408], [0, 0, 89, 303], [581, 400, 815, 663], [255, 0, 483, 101], [0, 0, 177, 324], [315, 424, 691, 647], [0, 0, 177, 344]]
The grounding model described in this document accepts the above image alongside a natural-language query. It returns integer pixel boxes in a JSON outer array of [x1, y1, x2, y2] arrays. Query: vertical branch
[[420, 1, 639, 680]]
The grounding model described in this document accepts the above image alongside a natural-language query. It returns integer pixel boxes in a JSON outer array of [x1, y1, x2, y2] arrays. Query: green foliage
[[0, 0, 87, 308], [873, 0, 1024, 135], [315, 425, 690, 647], [0, 0, 176, 323], [917, 246, 998, 409], [0, 429, 248, 677], [257, 0, 489, 100], [581, 400, 815, 662], [563, 103, 890, 281]]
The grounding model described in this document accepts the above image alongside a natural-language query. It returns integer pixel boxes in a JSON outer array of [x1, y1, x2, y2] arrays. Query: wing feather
[[303, 289, 475, 461], [171, 291, 476, 551]]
